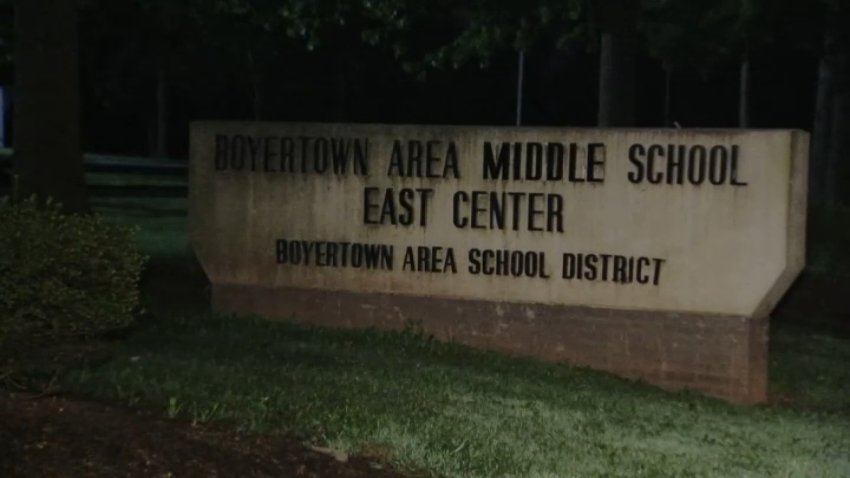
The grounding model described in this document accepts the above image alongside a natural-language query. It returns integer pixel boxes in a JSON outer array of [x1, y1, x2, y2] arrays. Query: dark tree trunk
[[154, 63, 168, 158], [516, 50, 525, 126], [596, 0, 637, 127], [13, 0, 88, 213], [663, 64, 673, 127], [811, 57, 833, 203], [826, 58, 849, 206], [813, 5, 850, 206], [334, 51, 348, 122], [597, 32, 636, 126], [738, 54, 750, 128], [247, 50, 264, 121]]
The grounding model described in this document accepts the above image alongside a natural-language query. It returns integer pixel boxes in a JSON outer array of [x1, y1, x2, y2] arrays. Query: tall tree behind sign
[[12, 0, 88, 213], [813, 0, 850, 206]]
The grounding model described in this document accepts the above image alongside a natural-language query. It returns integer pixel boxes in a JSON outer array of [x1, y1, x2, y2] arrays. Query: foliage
[[360, 0, 589, 75], [641, 0, 824, 74], [640, 0, 737, 74], [0, 197, 146, 346]]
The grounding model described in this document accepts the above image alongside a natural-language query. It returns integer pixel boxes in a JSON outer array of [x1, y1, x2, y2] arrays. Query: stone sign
[[189, 122, 808, 403]]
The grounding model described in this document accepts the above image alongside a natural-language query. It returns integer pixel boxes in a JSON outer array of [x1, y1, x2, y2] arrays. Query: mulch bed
[[0, 392, 411, 478]]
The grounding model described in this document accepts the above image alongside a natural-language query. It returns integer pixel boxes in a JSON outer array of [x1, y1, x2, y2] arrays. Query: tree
[[0, 4, 11, 68], [82, 0, 208, 158], [593, 0, 639, 126], [642, 0, 762, 128], [359, 0, 588, 122], [641, 0, 716, 126], [812, 0, 850, 206], [12, 0, 88, 213]]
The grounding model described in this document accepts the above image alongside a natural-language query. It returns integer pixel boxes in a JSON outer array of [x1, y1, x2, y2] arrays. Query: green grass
[[63, 177, 850, 478], [92, 196, 189, 257], [807, 203, 850, 277], [86, 172, 187, 188], [770, 322, 850, 413], [66, 313, 850, 478]]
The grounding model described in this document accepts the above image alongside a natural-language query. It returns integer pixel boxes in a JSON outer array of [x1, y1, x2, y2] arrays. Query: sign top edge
[[189, 120, 808, 136]]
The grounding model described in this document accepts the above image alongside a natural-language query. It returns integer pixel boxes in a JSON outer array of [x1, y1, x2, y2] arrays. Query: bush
[[0, 197, 146, 346]]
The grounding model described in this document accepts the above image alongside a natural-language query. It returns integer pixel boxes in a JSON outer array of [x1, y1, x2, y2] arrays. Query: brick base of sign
[[212, 284, 769, 404]]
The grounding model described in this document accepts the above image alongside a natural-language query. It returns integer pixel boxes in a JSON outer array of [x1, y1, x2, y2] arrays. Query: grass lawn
[[86, 172, 188, 188], [61, 189, 850, 477], [90, 196, 190, 258]]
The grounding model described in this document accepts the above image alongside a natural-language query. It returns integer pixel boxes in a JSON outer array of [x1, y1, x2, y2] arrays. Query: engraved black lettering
[[567, 143, 584, 182], [468, 248, 482, 274], [546, 143, 564, 180], [380, 188, 397, 225], [471, 191, 487, 229], [453, 191, 469, 228], [398, 188, 415, 226], [547, 194, 564, 233], [298, 136, 311, 173], [483, 142, 510, 180], [709, 145, 728, 185], [687, 146, 707, 185], [353, 139, 369, 175], [730, 145, 748, 186], [587, 143, 605, 182], [408, 140, 423, 176], [528, 193, 544, 232], [444, 142, 460, 178], [363, 187, 380, 224], [426, 140, 441, 178], [313, 137, 329, 173], [403, 246, 415, 271], [388, 140, 403, 176], [525, 142, 544, 180], [263, 137, 277, 172], [276, 239, 287, 263], [231, 135, 246, 170], [647, 145, 664, 184], [247, 136, 261, 171], [331, 138, 351, 174], [628, 144, 645, 183], [281, 137, 295, 171], [652, 258, 665, 285], [215, 134, 229, 170], [666, 144, 686, 184], [417, 188, 433, 227]]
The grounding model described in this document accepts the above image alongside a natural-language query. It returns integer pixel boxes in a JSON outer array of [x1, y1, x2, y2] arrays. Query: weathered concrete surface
[[189, 123, 807, 403]]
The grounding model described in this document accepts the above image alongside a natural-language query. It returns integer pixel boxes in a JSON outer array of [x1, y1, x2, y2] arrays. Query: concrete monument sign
[[189, 122, 807, 403]]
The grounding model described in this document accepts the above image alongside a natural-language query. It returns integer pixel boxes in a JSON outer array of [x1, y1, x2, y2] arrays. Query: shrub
[[0, 197, 146, 346]]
